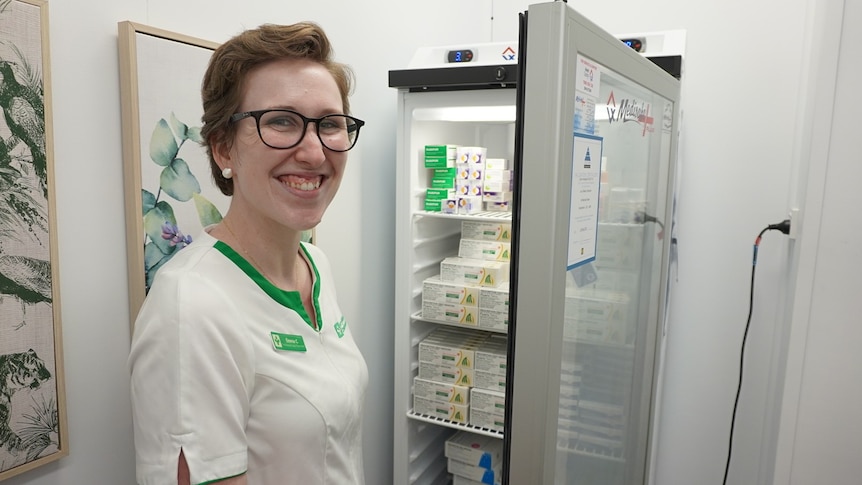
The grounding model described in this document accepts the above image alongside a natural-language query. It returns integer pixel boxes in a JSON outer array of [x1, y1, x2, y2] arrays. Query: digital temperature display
[[620, 38, 644, 52], [447, 49, 474, 63]]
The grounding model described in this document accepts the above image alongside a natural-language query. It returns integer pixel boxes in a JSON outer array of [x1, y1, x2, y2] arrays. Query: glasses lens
[[258, 110, 304, 148], [318, 115, 359, 151]]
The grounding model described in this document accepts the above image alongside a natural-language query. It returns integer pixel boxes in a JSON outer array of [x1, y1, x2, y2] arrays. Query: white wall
[[2, 0, 834, 484], [773, 0, 862, 482]]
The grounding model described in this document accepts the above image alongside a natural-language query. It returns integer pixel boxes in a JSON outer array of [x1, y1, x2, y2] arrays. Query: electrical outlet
[[789, 208, 800, 239]]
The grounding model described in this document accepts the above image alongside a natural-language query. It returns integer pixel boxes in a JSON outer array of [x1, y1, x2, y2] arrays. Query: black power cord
[[722, 219, 791, 485]]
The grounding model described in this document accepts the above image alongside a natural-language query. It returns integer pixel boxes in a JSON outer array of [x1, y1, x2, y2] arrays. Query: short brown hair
[[200, 22, 354, 195]]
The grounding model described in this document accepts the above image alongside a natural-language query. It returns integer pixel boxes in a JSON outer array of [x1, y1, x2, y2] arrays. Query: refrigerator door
[[507, 2, 681, 484]]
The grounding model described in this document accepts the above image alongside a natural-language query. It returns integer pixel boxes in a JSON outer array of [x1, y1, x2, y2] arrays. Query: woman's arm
[[178, 450, 247, 485]]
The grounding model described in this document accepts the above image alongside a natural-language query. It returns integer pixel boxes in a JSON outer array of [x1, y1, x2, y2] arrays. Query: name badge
[[271, 332, 306, 352]]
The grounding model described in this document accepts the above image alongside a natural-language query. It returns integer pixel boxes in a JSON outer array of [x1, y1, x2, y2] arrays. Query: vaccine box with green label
[[421, 300, 479, 326], [473, 368, 506, 392], [445, 430, 503, 469], [469, 408, 505, 433], [430, 176, 456, 189], [425, 144, 458, 159], [413, 395, 468, 423], [470, 388, 506, 416], [440, 257, 510, 287], [417, 361, 474, 386], [426, 188, 457, 200], [458, 239, 511, 262], [422, 275, 479, 306], [460, 221, 512, 242], [474, 337, 507, 375], [478, 307, 508, 332], [478, 286, 509, 312], [412, 377, 470, 405], [423, 198, 442, 212], [419, 332, 486, 369]]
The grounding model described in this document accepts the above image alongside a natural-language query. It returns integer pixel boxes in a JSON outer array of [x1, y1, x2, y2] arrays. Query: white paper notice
[[567, 133, 603, 269]]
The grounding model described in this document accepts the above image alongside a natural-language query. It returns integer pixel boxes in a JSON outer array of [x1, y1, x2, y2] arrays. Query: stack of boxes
[[422, 221, 512, 332], [480, 156, 513, 213], [415, 220, 511, 434], [422, 144, 514, 213], [445, 431, 504, 485], [412, 329, 509, 432]]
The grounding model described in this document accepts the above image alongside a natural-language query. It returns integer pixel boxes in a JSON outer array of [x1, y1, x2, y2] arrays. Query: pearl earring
[[222, 167, 233, 179]]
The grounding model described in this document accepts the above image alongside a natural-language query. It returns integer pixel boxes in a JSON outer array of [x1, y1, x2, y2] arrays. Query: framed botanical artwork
[[0, 0, 69, 480], [118, 22, 222, 331], [119, 22, 317, 331]]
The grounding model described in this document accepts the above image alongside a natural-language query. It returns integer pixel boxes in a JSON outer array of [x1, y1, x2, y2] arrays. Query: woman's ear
[[211, 133, 233, 171]]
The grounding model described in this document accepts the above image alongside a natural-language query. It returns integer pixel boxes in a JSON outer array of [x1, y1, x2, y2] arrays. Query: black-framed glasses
[[229, 109, 365, 152]]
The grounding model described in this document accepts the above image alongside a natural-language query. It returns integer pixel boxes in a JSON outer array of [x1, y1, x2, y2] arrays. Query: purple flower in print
[[161, 221, 193, 248]]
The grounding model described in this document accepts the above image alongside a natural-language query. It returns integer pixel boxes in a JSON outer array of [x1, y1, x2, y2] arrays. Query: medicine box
[[440, 257, 510, 287], [426, 188, 456, 200], [478, 286, 509, 312], [418, 361, 474, 386], [422, 275, 479, 306], [453, 474, 500, 485], [418, 330, 486, 368], [461, 221, 512, 242], [412, 376, 469, 405], [482, 191, 512, 203], [445, 431, 503, 469], [423, 198, 442, 212], [473, 369, 506, 392], [424, 156, 455, 169], [441, 198, 459, 214], [483, 169, 511, 182], [564, 288, 631, 325], [432, 167, 457, 179], [484, 201, 511, 212], [421, 300, 479, 326], [456, 146, 487, 165], [478, 307, 508, 332], [469, 408, 505, 433], [424, 144, 458, 158], [474, 337, 507, 375], [412, 395, 468, 424], [448, 459, 501, 485], [431, 176, 456, 189], [470, 388, 506, 416], [482, 178, 513, 193], [458, 196, 482, 215], [484, 158, 509, 170], [458, 239, 511, 262]]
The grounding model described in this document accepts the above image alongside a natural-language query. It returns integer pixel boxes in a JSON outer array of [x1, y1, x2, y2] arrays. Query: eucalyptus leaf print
[[159, 158, 200, 202], [149, 118, 178, 167], [140, 113, 223, 292], [192, 192, 222, 227]]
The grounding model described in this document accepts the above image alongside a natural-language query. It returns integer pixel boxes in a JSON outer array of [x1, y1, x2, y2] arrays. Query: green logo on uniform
[[334, 316, 347, 338]]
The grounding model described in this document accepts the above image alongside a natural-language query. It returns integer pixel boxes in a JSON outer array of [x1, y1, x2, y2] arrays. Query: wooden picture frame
[[118, 22, 222, 330], [0, 0, 69, 480]]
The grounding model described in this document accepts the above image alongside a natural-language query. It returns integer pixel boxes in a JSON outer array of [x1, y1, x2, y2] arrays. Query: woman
[[129, 22, 368, 485]]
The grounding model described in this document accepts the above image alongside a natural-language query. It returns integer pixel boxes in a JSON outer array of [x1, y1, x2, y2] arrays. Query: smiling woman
[[128, 22, 369, 485]]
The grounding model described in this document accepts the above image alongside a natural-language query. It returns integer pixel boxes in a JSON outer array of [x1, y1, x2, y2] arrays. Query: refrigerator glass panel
[[554, 56, 674, 485]]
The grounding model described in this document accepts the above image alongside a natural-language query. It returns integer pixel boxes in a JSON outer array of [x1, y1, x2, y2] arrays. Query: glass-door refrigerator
[[389, 3, 681, 484]]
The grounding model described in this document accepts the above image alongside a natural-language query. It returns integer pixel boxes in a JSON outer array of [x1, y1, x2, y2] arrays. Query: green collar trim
[[215, 240, 322, 331]]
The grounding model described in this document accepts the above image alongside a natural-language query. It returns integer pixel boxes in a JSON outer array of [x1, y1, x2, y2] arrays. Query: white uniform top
[[129, 230, 368, 485]]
